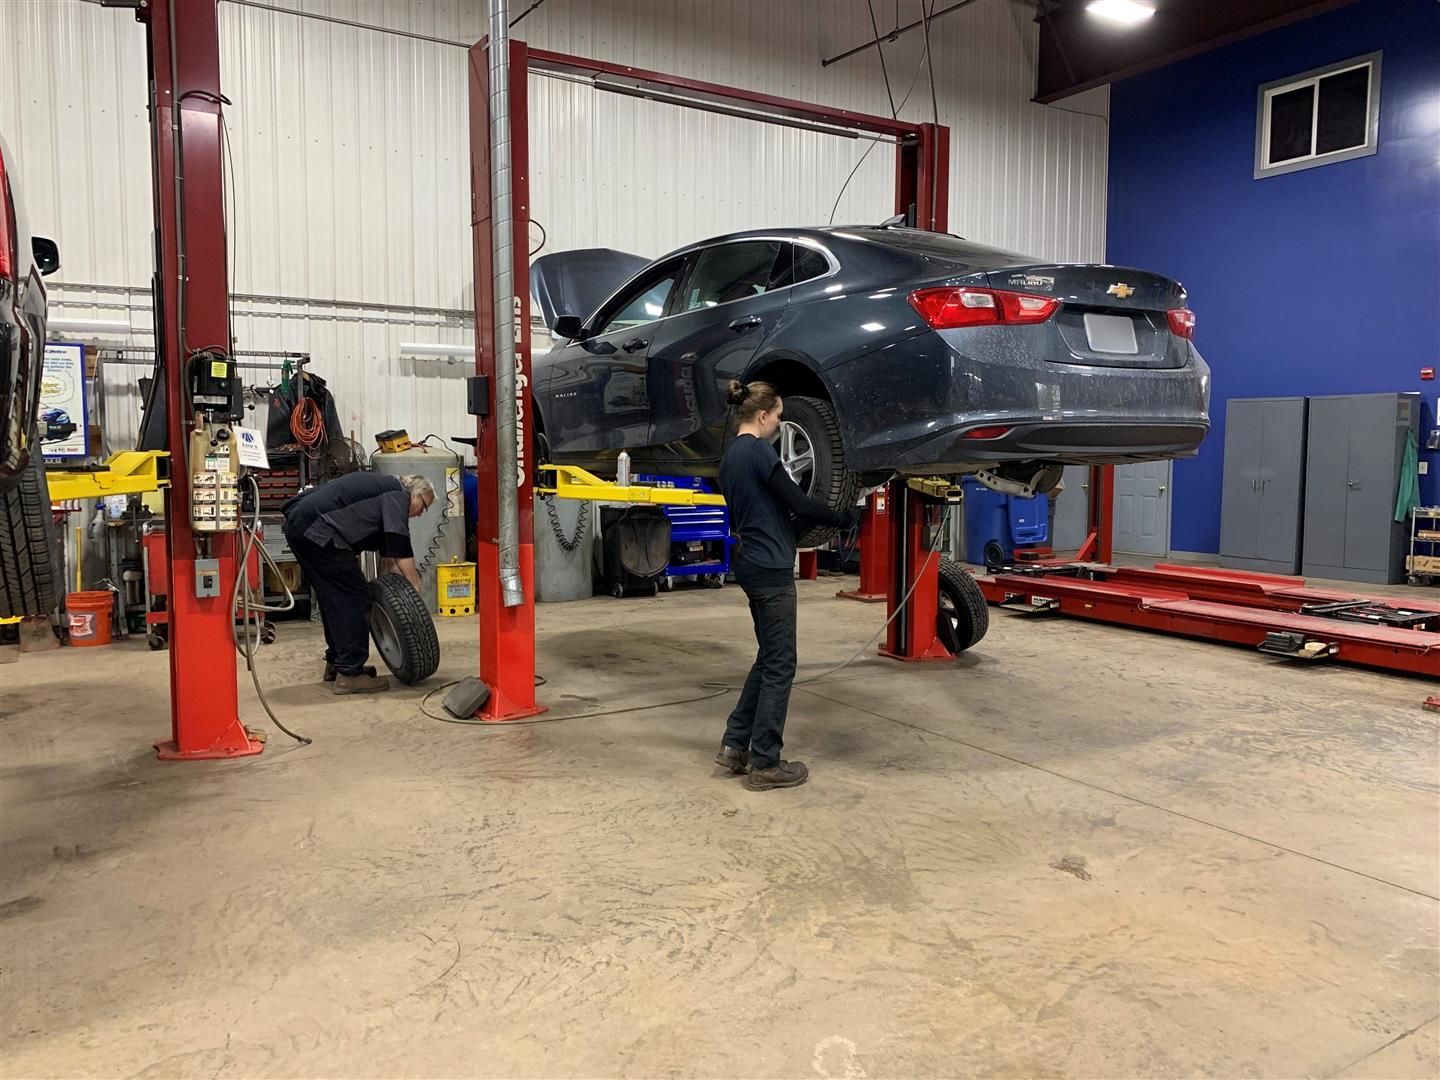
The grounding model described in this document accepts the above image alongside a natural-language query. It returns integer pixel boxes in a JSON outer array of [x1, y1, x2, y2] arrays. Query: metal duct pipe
[[488, 0, 524, 608]]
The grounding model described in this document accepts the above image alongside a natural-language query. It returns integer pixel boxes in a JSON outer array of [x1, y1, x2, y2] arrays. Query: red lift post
[[139, 0, 260, 759], [466, 40, 955, 717]]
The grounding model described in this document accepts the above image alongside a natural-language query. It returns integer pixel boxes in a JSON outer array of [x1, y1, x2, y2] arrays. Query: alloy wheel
[[778, 420, 817, 495]]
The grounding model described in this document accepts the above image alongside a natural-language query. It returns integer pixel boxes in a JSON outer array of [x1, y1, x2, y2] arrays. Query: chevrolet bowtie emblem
[[1107, 282, 1135, 299]]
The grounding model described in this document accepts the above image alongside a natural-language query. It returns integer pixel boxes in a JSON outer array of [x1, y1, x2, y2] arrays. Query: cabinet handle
[[1347, 480, 1361, 489], [1252, 478, 1259, 492]]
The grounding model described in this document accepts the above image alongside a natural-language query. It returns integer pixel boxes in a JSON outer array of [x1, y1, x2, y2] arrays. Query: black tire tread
[[785, 394, 862, 549], [0, 446, 59, 618], [368, 572, 440, 685], [937, 556, 989, 651]]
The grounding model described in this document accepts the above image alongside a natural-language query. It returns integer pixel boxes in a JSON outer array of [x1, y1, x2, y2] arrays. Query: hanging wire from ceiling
[[865, 0, 899, 119], [829, 1, 936, 225], [921, 0, 941, 129]]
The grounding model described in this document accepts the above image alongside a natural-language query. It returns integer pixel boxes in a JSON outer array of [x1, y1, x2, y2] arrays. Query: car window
[[595, 260, 685, 336], [768, 244, 831, 288], [679, 241, 782, 312]]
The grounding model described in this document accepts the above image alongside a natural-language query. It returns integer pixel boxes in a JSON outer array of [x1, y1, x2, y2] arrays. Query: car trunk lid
[[985, 263, 1190, 369]]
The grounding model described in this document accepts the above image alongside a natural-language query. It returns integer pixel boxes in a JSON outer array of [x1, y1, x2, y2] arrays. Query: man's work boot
[[714, 745, 750, 774], [331, 672, 390, 695], [324, 662, 378, 682], [744, 760, 809, 791]]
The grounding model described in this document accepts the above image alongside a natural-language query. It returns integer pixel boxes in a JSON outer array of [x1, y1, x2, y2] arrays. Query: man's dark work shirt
[[283, 472, 415, 559]]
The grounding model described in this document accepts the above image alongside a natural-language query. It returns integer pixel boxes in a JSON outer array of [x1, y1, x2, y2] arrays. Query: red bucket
[[66, 591, 114, 647]]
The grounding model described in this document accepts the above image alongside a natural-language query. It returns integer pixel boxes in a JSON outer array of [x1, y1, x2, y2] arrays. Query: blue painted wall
[[1107, 0, 1440, 554]]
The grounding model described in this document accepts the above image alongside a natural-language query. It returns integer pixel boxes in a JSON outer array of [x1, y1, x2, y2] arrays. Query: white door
[[1113, 461, 1171, 556]]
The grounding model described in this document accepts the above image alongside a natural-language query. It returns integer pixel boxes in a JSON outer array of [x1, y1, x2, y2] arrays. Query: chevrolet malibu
[[530, 225, 1210, 535]]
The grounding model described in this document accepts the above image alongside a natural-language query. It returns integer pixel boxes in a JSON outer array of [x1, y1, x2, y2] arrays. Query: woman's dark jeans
[[722, 556, 798, 769]]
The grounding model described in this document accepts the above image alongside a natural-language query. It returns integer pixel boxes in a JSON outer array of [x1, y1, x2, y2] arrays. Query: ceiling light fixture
[[1086, 0, 1156, 25]]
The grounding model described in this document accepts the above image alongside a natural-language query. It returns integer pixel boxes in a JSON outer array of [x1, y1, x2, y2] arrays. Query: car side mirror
[[32, 237, 60, 276], [552, 315, 585, 340]]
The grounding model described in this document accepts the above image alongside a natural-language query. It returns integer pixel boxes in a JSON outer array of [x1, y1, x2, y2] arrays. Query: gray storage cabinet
[[1301, 392, 1420, 585], [1219, 397, 1308, 574]]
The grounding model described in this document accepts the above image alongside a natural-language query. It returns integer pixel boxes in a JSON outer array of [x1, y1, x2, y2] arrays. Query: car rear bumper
[[887, 420, 1208, 474], [827, 330, 1211, 474]]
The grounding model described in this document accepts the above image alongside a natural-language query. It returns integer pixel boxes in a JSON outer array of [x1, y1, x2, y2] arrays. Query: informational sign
[[39, 342, 88, 459], [234, 425, 269, 469]]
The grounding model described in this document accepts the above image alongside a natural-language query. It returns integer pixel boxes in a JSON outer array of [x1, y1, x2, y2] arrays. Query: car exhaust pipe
[[973, 463, 1063, 500], [487, 0, 523, 608]]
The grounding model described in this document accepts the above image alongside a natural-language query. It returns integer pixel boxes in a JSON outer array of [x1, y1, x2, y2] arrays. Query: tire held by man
[[368, 573, 440, 685]]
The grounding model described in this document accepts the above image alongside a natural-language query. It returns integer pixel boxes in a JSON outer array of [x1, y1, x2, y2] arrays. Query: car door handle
[[728, 315, 763, 332], [621, 337, 649, 353]]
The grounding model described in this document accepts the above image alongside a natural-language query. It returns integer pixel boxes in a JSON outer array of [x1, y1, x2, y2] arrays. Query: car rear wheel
[[936, 557, 989, 653], [369, 573, 440, 685], [777, 395, 860, 549], [0, 439, 59, 618]]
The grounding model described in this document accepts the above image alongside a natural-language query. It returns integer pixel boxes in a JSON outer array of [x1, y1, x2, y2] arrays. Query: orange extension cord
[[289, 394, 325, 455]]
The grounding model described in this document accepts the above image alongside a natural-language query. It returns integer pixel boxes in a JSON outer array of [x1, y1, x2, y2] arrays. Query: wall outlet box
[[1420, 461, 1429, 475]]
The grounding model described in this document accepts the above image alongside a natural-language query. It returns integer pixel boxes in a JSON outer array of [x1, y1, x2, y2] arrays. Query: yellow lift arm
[[536, 463, 725, 507], [46, 451, 170, 502]]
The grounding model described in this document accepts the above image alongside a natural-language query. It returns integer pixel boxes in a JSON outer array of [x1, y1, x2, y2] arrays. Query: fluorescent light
[[1086, 0, 1155, 24], [399, 341, 475, 358], [47, 317, 135, 334]]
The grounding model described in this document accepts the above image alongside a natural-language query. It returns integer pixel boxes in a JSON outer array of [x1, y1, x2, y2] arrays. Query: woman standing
[[715, 380, 862, 791]]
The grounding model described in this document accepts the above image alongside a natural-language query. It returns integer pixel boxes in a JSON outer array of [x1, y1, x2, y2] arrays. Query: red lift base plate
[[835, 588, 887, 604], [879, 643, 955, 663], [474, 698, 550, 724], [154, 735, 264, 761]]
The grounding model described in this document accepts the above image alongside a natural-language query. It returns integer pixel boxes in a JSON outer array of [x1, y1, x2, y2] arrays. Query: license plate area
[[1083, 313, 1139, 354]]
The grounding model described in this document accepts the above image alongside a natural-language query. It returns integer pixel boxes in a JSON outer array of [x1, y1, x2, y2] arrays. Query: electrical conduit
[[487, 0, 523, 608]]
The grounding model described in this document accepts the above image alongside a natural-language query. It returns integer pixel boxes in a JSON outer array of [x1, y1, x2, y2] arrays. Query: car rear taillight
[[961, 425, 1013, 440], [0, 145, 13, 280], [908, 287, 1060, 329], [1167, 308, 1195, 340]]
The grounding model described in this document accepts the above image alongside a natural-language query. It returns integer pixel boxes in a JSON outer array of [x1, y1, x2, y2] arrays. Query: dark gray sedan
[[530, 225, 1210, 523]]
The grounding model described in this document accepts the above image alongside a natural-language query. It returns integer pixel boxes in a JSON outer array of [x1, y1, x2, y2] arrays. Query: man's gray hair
[[399, 474, 436, 501]]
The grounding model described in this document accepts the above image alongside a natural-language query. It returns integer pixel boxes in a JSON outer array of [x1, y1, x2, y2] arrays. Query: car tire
[[0, 440, 59, 618], [779, 395, 861, 549], [368, 573, 440, 685], [936, 557, 989, 653]]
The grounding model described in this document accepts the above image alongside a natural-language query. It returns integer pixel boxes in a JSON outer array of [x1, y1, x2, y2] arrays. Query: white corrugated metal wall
[[0, 0, 1108, 449]]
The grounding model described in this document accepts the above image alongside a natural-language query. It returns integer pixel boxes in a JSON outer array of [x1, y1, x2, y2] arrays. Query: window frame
[[674, 239, 784, 314], [589, 255, 691, 338], [1254, 51, 1381, 180]]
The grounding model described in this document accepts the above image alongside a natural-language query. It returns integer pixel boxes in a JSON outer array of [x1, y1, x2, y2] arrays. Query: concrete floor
[[1, 573, 1437, 1078]]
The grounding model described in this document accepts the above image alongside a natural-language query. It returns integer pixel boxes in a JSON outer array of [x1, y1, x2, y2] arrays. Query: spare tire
[[777, 395, 861, 549], [936, 557, 989, 653], [369, 573, 440, 685]]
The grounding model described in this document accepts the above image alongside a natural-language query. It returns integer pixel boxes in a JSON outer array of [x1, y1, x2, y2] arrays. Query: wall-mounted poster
[[39, 342, 88, 459]]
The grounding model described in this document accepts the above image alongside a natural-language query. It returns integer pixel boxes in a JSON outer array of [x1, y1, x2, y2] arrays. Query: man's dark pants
[[723, 556, 798, 769], [284, 527, 372, 676]]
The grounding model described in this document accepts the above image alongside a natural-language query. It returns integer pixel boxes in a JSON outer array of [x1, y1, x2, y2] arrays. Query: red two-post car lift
[[467, 36, 961, 720]]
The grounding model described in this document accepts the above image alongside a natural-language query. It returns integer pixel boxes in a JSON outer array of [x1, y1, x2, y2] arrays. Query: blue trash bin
[[962, 478, 1049, 566]]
